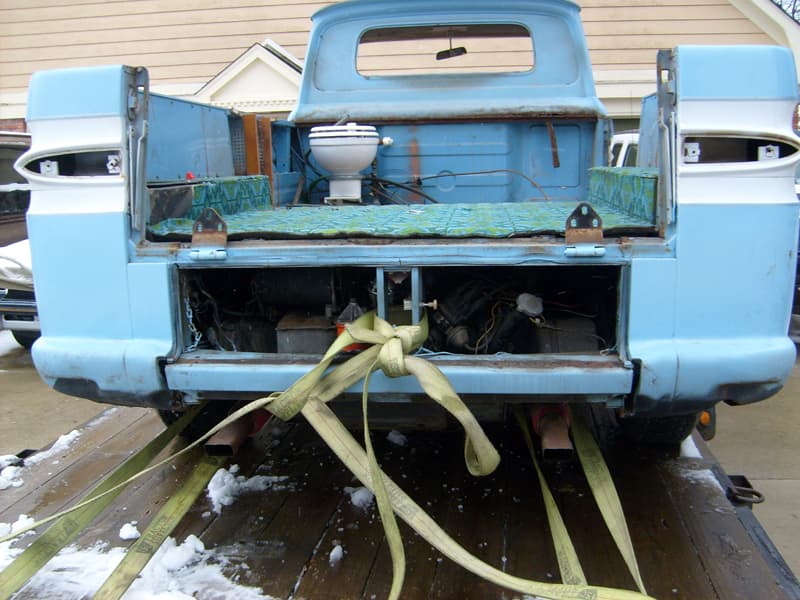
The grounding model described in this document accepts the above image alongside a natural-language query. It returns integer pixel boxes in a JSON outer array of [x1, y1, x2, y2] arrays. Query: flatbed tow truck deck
[[1, 406, 797, 600]]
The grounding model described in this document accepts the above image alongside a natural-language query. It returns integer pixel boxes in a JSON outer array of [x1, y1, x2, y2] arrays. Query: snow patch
[[12, 535, 271, 599], [344, 485, 374, 511], [386, 430, 408, 447], [0, 455, 20, 469], [0, 330, 20, 356], [329, 543, 344, 566], [680, 467, 725, 493], [206, 464, 289, 514], [0, 514, 36, 570], [0, 465, 23, 490], [119, 522, 141, 540], [25, 429, 81, 466], [679, 436, 702, 458]]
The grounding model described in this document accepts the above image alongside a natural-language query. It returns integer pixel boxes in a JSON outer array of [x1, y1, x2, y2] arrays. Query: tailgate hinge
[[565, 202, 605, 257], [190, 208, 228, 261]]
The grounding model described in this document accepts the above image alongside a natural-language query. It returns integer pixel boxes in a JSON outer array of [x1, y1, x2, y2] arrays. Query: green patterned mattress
[[147, 168, 658, 240]]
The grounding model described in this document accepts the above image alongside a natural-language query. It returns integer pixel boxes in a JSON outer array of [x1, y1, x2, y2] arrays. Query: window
[[357, 24, 534, 77]]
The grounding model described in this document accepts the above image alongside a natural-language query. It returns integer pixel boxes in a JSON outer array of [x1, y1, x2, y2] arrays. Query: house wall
[[0, 0, 781, 120]]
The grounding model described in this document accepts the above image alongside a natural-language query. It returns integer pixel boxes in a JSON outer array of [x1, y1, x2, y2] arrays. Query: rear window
[[357, 24, 534, 77]]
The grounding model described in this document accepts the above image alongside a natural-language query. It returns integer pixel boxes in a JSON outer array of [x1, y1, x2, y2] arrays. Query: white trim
[[729, 0, 800, 77]]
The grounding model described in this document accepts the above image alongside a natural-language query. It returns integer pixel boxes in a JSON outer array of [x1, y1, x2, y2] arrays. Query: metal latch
[[564, 202, 604, 257], [190, 208, 228, 261]]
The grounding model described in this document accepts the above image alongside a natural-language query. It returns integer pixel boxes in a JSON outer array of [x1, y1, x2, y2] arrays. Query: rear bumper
[[163, 351, 635, 401]]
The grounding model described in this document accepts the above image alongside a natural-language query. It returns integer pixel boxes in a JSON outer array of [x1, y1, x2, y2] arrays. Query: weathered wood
[[1, 409, 795, 600], [0, 408, 157, 522]]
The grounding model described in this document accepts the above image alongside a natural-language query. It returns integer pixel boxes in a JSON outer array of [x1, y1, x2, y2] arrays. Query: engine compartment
[[179, 265, 621, 357]]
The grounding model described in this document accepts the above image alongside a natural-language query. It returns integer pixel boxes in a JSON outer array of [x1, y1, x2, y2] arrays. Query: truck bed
[[147, 167, 659, 240]]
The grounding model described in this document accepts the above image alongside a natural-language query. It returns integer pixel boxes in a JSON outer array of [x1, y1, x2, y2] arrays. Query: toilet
[[308, 122, 379, 202]]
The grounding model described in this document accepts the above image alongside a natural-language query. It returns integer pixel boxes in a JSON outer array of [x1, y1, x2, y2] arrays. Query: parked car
[[609, 131, 639, 167], [0, 132, 38, 349], [0, 239, 38, 348]]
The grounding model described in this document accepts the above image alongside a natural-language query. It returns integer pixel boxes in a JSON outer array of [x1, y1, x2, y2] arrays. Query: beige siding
[[0, 0, 780, 93], [0, 1, 332, 91], [580, 0, 774, 69]]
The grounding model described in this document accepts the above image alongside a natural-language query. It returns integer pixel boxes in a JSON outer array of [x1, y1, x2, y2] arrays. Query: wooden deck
[[1, 406, 795, 600]]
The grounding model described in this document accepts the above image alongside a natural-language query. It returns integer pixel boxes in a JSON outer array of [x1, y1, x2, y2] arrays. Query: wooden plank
[[242, 114, 260, 176], [597, 430, 723, 598], [195, 420, 350, 598], [659, 454, 790, 600], [360, 430, 464, 599], [0, 408, 157, 522], [257, 116, 274, 199], [2, 410, 793, 599]]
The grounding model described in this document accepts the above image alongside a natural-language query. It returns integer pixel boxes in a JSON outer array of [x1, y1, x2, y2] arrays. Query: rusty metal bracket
[[192, 208, 228, 248], [190, 208, 228, 261], [565, 202, 604, 245]]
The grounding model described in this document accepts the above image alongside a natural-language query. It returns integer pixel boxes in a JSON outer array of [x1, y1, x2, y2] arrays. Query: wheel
[[619, 412, 700, 446], [157, 401, 232, 441], [12, 330, 39, 350]]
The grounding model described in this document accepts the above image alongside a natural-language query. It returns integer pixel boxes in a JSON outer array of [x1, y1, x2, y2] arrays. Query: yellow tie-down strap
[[0, 311, 653, 600]]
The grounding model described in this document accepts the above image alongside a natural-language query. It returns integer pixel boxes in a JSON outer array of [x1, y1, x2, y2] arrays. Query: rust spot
[[408, 134, 422, 204]]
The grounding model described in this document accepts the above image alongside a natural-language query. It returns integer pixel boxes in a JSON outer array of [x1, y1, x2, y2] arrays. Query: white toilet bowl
[[309, 123, 379, 201]]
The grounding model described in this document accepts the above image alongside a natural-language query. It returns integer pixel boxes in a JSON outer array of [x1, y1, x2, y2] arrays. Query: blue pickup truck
[[14, 0, 800, 444]]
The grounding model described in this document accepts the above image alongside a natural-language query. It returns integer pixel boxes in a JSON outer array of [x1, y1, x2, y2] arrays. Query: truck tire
[[619, 412, 700, 446], [157, 401, 232, 441], [12, 330, 39, 350]]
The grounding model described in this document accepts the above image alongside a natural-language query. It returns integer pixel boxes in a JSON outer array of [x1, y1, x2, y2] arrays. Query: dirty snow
[[344, 485, 374, 511], [0, 534, 271, 599], [0, 464, 23, 490], [119, 522, 141, 540], [24, 429, 81, 466], [206, 464, 289, 514], [386, 430, 408, 446], [329, 543, 344, 566], [0, 429, 84, 492], [679, 467, 725, 493], [0, 514, 36, 570], [679, 436, 702, 458], [0, 330, 19, 356]]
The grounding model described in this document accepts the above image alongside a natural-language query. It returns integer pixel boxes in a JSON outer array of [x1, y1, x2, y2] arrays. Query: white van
[[609, 131, 639, 167]]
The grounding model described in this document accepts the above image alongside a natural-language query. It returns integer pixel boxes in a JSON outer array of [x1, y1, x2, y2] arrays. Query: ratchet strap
[[0, 405, 202, 599], [93, 452, 227, 600], [0, 311, 653, 600], [513, 407, 647, 595]]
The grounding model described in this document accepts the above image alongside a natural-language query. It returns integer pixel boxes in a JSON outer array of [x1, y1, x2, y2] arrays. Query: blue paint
[[146, 94, 235, 180], [676, 46, 799, 101], [27, 65, 131, 121], [293, 0, 602, 123], [16, 0, 800, 425]]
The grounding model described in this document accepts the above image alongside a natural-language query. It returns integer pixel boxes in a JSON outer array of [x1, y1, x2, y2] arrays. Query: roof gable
[[193, 40, 302, 113]]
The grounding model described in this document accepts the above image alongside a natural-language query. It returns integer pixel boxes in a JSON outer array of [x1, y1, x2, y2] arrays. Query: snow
[[680, 436, 702, 458], [206, 464, 289, 514], [386, 430, 408, 446], [0, 330, 19, 356], [4, 535, 272, 599], [24, 429, 81, 466], [0, 415, 114, 492], [0, 514, 36, 570], [0, 465, 23, 490], [328, 543, 344, 566], [679, 467, 725, 493], [119, 522, 141, 540], [344, 485, 374, 511]]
